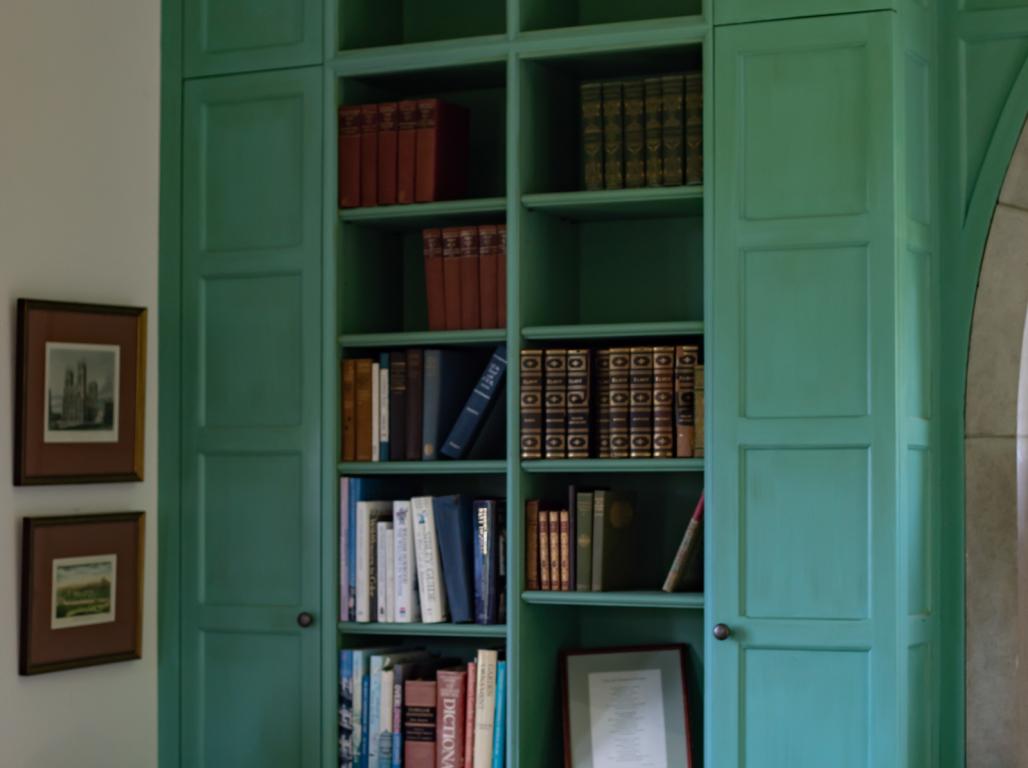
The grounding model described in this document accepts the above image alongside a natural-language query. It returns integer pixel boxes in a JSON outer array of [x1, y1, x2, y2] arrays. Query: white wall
[[0, 0, 160, 766]]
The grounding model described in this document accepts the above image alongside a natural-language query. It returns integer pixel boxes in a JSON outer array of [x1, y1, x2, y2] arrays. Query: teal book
[[491, 661, 506, 768]]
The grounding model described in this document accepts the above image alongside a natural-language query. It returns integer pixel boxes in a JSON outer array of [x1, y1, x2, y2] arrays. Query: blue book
[[472, 499, 502, 625], [379, 352, 390, 461], [491, 661, 507, 768], [422, 349, 479, 460], [441, 344, 507, 459], [340, 651, 354, 766], [360, 673, 371, 768], [432, 494, 475, 623]]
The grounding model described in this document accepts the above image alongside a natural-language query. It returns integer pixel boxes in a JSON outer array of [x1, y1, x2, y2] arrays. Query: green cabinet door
[[180, 66, 323, 767], [184, 0, 323, 78], [711, 13, 901, 767]]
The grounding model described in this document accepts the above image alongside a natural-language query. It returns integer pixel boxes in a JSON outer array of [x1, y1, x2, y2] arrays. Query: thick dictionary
[[436, 668, 468, 768]]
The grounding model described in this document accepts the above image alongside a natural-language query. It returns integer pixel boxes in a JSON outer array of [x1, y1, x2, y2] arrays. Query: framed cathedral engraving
[[14, 299, 147, 484]]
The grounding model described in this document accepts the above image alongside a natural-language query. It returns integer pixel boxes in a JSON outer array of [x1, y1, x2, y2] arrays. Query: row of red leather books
[[423, 225, 507, 331], [339, 99, 470, 208]]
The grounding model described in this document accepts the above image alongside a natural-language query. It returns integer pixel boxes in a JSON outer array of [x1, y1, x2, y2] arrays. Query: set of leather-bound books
[[339, 99, 469, 208], [580, 72, 702, 190], [520, 345, 704, 460], [422, 225, 507, 332]]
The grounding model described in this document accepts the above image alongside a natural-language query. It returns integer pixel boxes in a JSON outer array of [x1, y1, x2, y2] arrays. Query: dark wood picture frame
[[14, 299, 147, 485], [560, 643, 694, 768], [20, 512, 145, 675]]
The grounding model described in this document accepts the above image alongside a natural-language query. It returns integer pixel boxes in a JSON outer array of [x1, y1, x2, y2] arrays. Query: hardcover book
[[565, 349, 590, 459], [559, 508, 571, 592], [591, 491, 637, 591], [342, 358, 357, 461], [360, 104, 380, 206], [477, 225, 500, 329], [608, 348, 631, 458], [519, 350, 543, 459], [695, 364, 705, 458], [442, 345, 507, 460], [602, 81, 624, 189], [441, 227, 463, 332], [463, 661, 477, 768], [423, 228, 447, 333], [674, 345, 697, 458], [339, 105, 362, 208], [623, 79, 645, 188], [574, 490, 594, 592], [595, 350, 611, 458], [459, 226, 481, 330], [432, 495, 476, 623], [403, 679, 437, 768], [685, 71, 703, 186], [379, 354, 390, 462], [411, 496, 448, 623], [389, 351, 408, 462], [422, 349, 479, 460], [393, 500, 421, 623], [547, 509, 561, 591], [376, 520, 394, 621], [378, 102, 399, 205], [644, 76, 663, 186], [525, 500, 541, 591], [356, 358, 375, 462], [580, 81, 604, 190], [472, 499, 502, 625], [497, 225, 507, 329], [543, 349, 568, 459], [472, 650, 498, 768], [406, 349, 425, 461], [415, 99, 470, 203], [629, 347, 654, 458], [661, 74, 685, 186], [653, 346, 675, 458], [371, 361, 381, 462], [491, 662, 506, 768], [663, 492, 705, 593], [437, 668, 468, 768], [538, 504, 551, 591], [356, 501, 393, 622], [397, 100, 419, 204]]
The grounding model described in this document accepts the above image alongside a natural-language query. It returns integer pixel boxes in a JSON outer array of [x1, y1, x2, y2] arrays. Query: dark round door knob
[[713, 623, 732, 641], [297, 611, 314, 628]]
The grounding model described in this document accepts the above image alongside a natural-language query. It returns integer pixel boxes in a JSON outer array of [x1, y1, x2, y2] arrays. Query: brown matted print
[[15, 299, 146, 484], [20, 512, 144, 675]]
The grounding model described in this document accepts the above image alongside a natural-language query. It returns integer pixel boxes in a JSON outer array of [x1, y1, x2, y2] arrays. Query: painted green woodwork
[[338, 197, 507, 228], [338, 0, 505, 51], [714, 0, 893, 26], [184, 0, 323, 77], [337, 460, 507, 474], [521, 321, 704, 339], [519, 0, 701, 32], [521, 457, 704, 473], [339, 329, 507, 347], [338, 621, 508, 637], [522, 590, 705, 609], [179, 66, 324, 767], [522, 186, 704, 220]]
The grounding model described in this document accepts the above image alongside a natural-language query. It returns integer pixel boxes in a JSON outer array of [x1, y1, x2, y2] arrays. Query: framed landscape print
[[20, 512, 144, 675], [561, 644, 693, 768], [15, 299, 147, 484]]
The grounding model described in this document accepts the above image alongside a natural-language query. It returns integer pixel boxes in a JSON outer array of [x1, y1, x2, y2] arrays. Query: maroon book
[[404, 679, 437, 768], [477, 225, 499, 329], [458, 226, 481, 330], [338, 105, 362, 209], [441, 227, 462, 331], [405, 348, 424, 461], [397, 100, 419, 205], [423, 228, 446, 332], [360, 104, 379, 206], [378, 102, 399, 205], [415, 99, 470, 203], [436, 668, 468, 768], [497, 224, 507, 328]]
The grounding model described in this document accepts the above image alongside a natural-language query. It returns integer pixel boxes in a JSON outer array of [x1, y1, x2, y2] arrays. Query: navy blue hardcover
[[421, 349, 479, 460], [472, 499, 500, 624], [431, 494, 475, 623], [441, 345, 508, 460]]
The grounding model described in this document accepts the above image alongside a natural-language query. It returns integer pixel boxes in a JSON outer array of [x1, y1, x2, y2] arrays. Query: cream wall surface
[[0, 1, 159, 766]]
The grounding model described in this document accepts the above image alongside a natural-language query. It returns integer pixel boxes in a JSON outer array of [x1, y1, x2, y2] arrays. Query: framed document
[[561, 644, 693, 768]]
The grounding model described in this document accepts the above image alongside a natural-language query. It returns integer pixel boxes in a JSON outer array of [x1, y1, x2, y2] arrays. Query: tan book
[[539, 506, 551, 591], [559, 508, 571, 592], [355, 358, 374, 462], [548, 510, 561, 591]]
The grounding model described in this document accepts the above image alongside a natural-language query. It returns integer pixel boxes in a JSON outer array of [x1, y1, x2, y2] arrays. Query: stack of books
[[342, 345, 507, 462], [340, 484, 506, 626], [422, 225, 507, 332], [580, 72, 702, 190], [339, 646, 506, 768], [519, 345, 704, 461], [339, 98, 470, 208]]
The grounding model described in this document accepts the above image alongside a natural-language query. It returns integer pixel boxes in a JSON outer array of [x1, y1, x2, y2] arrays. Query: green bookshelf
[[338, 621, 508, 638]]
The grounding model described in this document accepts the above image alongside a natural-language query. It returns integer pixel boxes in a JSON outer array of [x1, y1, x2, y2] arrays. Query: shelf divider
[[521, 321, 703, 341], [522, 186, 703, 220], [521, 458, 704, 473], [521, 591, 705, 610], [339, 196, 507, 229], [338, 621, 508, 638], [340, 329, 507, 348], [339, 460, 507, 475]]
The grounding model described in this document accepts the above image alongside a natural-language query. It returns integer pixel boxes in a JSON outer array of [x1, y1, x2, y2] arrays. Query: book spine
[[341, 651, 354, 765], [525, 500, 540, 591], [644, 77, 663, 186], [595, 350, 611, 458], [559, 508, 571, 592], [356, 504, 372, 622], [623, 79, 645, 188], [432, 495, 475, 623], [354, 654, 367, 767], [547, 510, 561, 591], [675, 345, 697, 458], [629, 347, 654, 458], [653, 346, 675, 458], [566, 349, 591, 459], [371, 362, 381, 462], [477, 225, 499, 329], [437, 669, 467, 768], [343, 358, 357, 460], [662, 493, 705, 593], [380, 669, 396, 767], [497, 224, 507, 329], [397, 100, 419, 205], [340, 478, 350, 619], [442, 227, 463, 331], [369, 658, 384, 764], [538, 506, 551, 591], [347, 479, 357, 620], [356, 359, 375, 462], [543, 349, 568, 459], [580, 81, 604, 190], [415, 98, 439, 203], [394, 501, 420, 623], [360, 104, 380, 206], [473, 500, 498, 624], [459, 226, 481, 330], [389, 351, 407, 462], [379, 356, 390, 461], [472, 651, 498, 768], [590, 492, 605, 591], [567, 486, 577, 592], [376, 521, 392, 621], [411, 496, 448, 622], [422, 350, 441, 461], [392, 676, 404, 768], [608, 348, 631, 459], [442, 345, 508, 460], [490, 662, 506, 768], [661, 74, 684, 186], [339, 105, 362, 208], [519, 350, 543, 459], [405, 349, 424, 461], [403, 680, 437, 768], [463, 662, 476, 768], [378, 102, 399, 205], [575, 492, 593, 592], [602, 81, 624, 189], [415, 100, 469, 203], [685, 71, 703, 186], [423, 228, 447, 333], [695, 364, 705, 458]]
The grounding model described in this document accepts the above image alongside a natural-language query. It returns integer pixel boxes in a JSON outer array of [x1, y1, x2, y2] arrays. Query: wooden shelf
[[339, 329, 507, 348], [521, 321, 703, 341], [338, 197, 506, 229], [521, 591, 704, 610], [522, 186, 703, 220], [339, 460, 507, 475], [332, 35, 508, 77], [521, 458, 704, 473], [338, 621, 507, 638]]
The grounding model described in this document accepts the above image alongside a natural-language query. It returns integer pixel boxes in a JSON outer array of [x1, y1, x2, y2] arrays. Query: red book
[[463, 661, 476, 767], [360, 104, 379, 206], [423, 228, 446, 332], [477, 225, 499, 329], [497, 224, 507, 328], [378, 102, 399, 205], [458, 226, 481, 330], [436, 668, 468, 768], [338, 105, 362, 208], [415, 99, 470, 203], [441, 227, 462, 331], [397, 100, 419, 205], [404, 679, 437, 768]]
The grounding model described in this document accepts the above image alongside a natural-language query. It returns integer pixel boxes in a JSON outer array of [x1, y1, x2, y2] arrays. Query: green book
[[580, 82, 604, 190], [575, 490, 594, 592], [590, 490, 636, 591]]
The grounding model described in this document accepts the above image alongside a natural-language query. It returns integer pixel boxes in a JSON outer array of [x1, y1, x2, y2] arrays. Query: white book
[[376, 521, 393, 622], [411, 495, 448, 623], [356, 501, 392, 622], [472, 649, 499, 768], [379, 667, 395, 765], [371, 362, 380, 462], [384, 523, 395, 622], [379, 365, 390, 456], [393, 500, 421, 623]]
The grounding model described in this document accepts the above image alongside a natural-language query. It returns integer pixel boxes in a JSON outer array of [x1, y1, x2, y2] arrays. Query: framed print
[[20, 512, 144, 675], [15, 299, 147, 484], [562, 644, 693, 768]]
